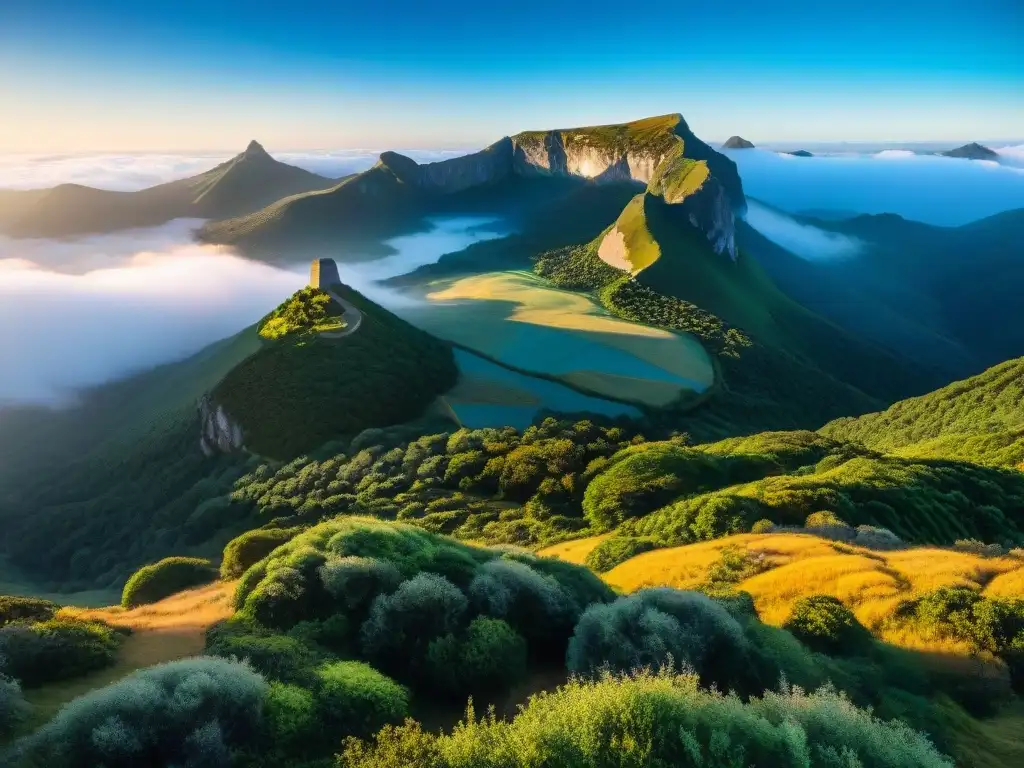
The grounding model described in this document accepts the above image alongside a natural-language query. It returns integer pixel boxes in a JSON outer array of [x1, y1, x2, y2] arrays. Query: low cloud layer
[[725, 148, 1024, 226], [0, 149, 471, 191], [0, 215, 503, 407], [744, 201, 862, 261], [0, 233, 307, 405]]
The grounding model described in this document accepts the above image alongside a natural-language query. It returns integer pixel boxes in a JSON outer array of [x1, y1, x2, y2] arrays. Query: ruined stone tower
[[309, 257, 341, 289]]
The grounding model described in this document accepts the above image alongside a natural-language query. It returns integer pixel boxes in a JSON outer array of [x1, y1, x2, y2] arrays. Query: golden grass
[[536, 534, 610, 565], [602, 533, 1024, 650], [18, 582, 236, 731]]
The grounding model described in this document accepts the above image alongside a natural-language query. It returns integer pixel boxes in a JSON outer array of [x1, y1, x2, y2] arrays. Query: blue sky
[[2, 0, 1021, 151]]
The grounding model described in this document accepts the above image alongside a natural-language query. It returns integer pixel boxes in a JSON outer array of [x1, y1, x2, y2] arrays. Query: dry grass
[[600, 533, 1024, 651], [19, 582, 236, 730], [536, 534, 610, 564]]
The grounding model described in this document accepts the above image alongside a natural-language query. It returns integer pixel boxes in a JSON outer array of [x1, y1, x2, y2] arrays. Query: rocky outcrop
[[510, 131, 666, 184], [199, 395, 245, 456], [677, 179, 737, 260], [309, 257, 341, 289], [722, 136, 755, 149], [941, 142, 998, 161]]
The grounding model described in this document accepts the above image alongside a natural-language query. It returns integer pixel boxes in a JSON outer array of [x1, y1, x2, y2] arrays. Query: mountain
[[821, 356, 1024, 467], [785, 149, 814, 157], [940, 142, 999, 161], [738, 205, 1024, 376], [0, 141, 334, 238], [199, 114, 747, 258], [722, 136, 755, 149]]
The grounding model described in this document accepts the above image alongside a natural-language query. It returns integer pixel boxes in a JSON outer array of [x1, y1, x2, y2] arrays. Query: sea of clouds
[[2, 142, 1022, 405], [726, 145, 1024, 227]]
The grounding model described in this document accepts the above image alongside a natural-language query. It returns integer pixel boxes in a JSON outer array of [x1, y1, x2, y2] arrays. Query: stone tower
[[309, 257, 341, 290]]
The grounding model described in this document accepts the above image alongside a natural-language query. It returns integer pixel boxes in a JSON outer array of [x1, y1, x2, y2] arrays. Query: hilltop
[[941, 142, 999, 161], [0, 141, 334, 238], [199, 113, 747, 259]]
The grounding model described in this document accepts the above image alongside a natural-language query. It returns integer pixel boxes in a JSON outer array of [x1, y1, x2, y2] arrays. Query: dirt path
[[320, 289, 363, 338], [21, 582, 235, 730]]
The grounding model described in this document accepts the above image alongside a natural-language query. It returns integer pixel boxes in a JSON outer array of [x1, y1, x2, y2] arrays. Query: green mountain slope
[[821, 357, 1024, 467], [740, 206, 1024, 375], [209, 283, 458, 458], [1, 142, 334, 238], [198, 113, 747, 260]]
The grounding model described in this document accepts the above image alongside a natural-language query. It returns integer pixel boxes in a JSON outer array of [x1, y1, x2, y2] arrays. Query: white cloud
[[724, 147, 1024, 225], [744, 201, 862, 261], [0, 149, 473, 191]]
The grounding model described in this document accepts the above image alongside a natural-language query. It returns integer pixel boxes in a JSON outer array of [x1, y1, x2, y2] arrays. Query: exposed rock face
[[199, 395, 245, 456], [722, 136, 755, 149], [510, 131, 665, 184], [309, 257, 341, 289], [678, 179, 737, 260]]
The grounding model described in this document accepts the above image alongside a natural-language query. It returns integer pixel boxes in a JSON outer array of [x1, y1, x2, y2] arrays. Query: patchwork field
[[400, 271, 714, 407], [440, 349, 641, 430]]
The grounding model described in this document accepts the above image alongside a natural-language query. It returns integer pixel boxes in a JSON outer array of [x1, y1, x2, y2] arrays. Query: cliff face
[[198, 395, 245, 456], [510, 131, 666, 184], [380, 139, 514, 195], [677, 179, 737, 260]]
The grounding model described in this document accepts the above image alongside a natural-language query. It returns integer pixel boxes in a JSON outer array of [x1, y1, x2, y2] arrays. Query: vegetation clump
[[258, 287, 345, 339], [221, 527, 303, 578], [0, 616, 123, 687], [121, 556, 217, 608], [584, 535, 657, 572], [12, 657, 267, 767], [339, 670, 954, 768], [784, 595, 873, 656]]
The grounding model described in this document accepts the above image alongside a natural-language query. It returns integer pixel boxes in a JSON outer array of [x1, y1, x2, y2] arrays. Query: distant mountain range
[[0, 141, 335, 238]]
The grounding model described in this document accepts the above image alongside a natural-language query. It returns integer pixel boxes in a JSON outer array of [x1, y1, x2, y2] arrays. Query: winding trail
[[320, 288, 363, 338]]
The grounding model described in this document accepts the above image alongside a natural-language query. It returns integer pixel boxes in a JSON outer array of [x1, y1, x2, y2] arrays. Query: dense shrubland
[[0, 615, 123, 688], [339, 671, 953, 768]]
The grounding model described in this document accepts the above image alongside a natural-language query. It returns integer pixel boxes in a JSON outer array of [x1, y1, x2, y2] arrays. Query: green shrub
[[0, 597, 58, 627], [784, 595, 872, 655], [0, 672, 28, 737], [467, 559, 574, 655], [207, 625, 319, 685], [315, 661, 409, 738], [584, 536, 657, 572], [222, 527, 302, 578], [319, 557, 402, 617], [13, 657, 267, 767], [427, 618, 527, 697], [340, 670, 953, 768], [805, 511, 849, 529], [121, 556, 217, 608], [566, 589, 754, 691], [263, 682, 317, 751], [0, 618, 122, 687], [360, 573, 468, 675], [751, 518, 775, 534]]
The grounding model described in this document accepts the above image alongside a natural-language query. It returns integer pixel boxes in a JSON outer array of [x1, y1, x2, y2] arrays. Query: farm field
[[400, 271, 714, 407]]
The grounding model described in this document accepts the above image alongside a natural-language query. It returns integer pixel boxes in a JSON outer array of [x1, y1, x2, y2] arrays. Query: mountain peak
[[243, 140, 269, 158], [941, 142, 998, 161], [722, 136, 755, 149]]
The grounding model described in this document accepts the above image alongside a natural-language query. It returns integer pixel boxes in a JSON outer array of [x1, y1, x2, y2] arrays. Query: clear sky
[[2, 0, 1021, 152]]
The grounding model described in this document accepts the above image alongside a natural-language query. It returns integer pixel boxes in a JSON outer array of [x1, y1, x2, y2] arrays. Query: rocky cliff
[[198, 395, 245, 456]]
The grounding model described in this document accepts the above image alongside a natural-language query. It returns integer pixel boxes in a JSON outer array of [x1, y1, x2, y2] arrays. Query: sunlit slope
[[591, 532, 1024, 634], [822, 357, 1024, 467]]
